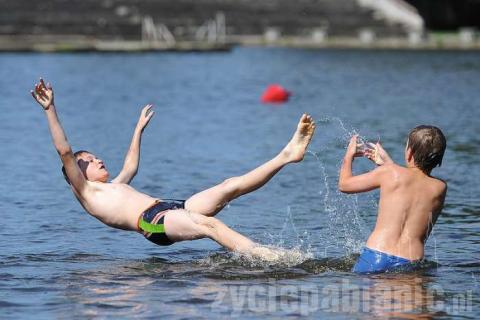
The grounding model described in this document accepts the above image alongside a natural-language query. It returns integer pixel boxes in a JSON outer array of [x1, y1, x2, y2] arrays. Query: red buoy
[[261, 84, 291, 104]]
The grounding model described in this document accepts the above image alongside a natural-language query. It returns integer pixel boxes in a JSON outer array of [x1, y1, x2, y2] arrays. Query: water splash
[[199, 246, 313, 269], [252, 206, 315, 266], [247, 245, 314, 267], [308, 116, 370, 255], [255, 115, 372, 260], [212, 115, 378, 267], [277, 206, 312, 250], [427, 212, 441, 270]]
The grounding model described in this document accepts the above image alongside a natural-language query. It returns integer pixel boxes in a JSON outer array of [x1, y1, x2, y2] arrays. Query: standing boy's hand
[[136, 104, 155, 131], [364, 142, 393, 166], [345, 135, 363, 159], [31, 78, 54, 110]]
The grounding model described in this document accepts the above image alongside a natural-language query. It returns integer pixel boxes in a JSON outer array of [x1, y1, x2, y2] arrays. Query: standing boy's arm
[[31, 78, 88, 194], [111, 104, 154, 184], [338, 135, 386, 194]]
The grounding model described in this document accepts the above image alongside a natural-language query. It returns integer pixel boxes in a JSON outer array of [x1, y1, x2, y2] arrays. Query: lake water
[[0, 48, 479, 319]]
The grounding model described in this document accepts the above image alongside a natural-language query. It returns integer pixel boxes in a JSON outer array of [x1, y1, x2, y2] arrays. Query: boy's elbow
[[57, 148, 72, 157], [338, 181, 354, 194]]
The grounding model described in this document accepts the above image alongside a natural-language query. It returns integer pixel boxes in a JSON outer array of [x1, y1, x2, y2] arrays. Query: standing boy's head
[[405, 125, 446, 174], [62, 150, 110, 184]]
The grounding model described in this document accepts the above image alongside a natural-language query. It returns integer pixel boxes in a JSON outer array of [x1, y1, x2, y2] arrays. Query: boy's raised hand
[[364, 142, 393, 166], [31, 78, 54, 110], [136, 104, 155, 131]]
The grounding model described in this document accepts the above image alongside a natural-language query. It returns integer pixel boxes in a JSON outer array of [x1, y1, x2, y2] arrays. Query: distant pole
[[142, 16, 158, 42], [142, 16, 175, 46], [196, 12, 226, 44], [216, 12, 226, 43]]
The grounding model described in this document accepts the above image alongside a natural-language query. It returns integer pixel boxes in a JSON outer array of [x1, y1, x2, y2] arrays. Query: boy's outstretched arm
[[31, 78, 89, 195], [111, 104, 154, 184], [338, 135, 386, 194]]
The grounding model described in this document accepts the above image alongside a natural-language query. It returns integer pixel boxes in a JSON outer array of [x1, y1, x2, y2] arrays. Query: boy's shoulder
[[370, 163, 405, 187], [375, 163, 424, 186], [376, 162, 406, 176], [428, 175, 448, 192]]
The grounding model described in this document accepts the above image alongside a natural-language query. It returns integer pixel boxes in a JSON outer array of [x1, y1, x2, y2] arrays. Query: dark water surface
[[0, 48, 479, 319]]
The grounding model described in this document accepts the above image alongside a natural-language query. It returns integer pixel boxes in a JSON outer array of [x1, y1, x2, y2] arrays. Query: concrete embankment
[[0, 0, 479, 51]]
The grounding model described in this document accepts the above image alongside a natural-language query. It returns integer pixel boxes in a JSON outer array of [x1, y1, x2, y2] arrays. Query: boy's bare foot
[[282, 114, 316, 163]]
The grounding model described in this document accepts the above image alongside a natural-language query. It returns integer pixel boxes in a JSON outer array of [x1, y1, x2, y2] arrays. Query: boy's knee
[[203, 216, 221, 229], [198, 216, 222, 237], [186, 213, 219, 239]]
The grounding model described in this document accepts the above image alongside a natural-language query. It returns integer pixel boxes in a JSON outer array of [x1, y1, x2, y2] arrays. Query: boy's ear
[[406, 147, 414, 162]]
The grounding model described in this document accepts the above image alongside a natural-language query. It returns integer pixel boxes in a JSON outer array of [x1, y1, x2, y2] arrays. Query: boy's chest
[[84, 183, 155, 216]]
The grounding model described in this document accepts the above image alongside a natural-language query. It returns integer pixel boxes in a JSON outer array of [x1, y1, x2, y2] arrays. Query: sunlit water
[[0, 48, 479, 319]]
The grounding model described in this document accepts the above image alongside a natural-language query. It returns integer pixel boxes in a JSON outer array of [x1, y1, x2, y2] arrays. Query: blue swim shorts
[[352, 247, 416, 274]]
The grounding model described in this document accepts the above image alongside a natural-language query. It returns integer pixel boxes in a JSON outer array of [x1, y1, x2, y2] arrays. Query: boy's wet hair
[[61, 150, 89, 185], [407, 126, 446, 173]]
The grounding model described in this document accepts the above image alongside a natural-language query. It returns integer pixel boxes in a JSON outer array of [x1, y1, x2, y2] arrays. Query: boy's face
[[76, 152, 109, 182]]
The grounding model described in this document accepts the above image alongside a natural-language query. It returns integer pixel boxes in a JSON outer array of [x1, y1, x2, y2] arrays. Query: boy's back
[[368, 163, 447, 260]]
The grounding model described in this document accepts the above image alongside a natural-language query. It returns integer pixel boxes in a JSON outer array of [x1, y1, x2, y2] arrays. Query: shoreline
[[1, 35, 480, 53]]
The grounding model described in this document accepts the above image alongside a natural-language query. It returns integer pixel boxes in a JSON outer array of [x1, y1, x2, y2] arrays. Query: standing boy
[[338, 129, 447, 273]]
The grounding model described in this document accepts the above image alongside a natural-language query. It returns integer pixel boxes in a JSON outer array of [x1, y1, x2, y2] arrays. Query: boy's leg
[[164, 210, 255, 253], [184, 114, 315, 217]]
